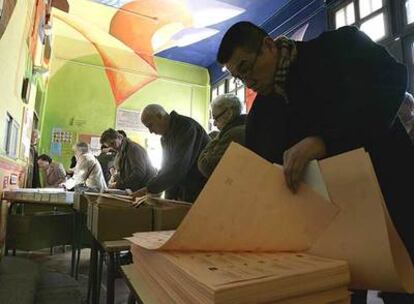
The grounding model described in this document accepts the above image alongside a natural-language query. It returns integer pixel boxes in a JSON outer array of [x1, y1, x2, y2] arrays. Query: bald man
[[133, 104, 210, 202]]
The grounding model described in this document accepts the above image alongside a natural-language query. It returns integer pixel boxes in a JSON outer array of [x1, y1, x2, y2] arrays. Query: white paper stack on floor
[[126, 143, 414, 303]]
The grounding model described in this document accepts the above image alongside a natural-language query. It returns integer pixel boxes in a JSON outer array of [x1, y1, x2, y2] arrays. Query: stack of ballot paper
[[125, 143, 414, 303], [128, 231, 350, 304]]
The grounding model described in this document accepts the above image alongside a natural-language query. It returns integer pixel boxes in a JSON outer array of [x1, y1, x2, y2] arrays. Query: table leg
[[90, 238, 99, 304], [106, 251, 116, 304]]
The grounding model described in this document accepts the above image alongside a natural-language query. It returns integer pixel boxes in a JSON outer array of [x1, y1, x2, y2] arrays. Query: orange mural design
[[54, 9, 158, 106], [110, 0, 193, 68]]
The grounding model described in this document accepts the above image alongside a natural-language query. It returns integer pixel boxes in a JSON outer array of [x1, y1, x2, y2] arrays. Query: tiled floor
[[11, 247, 386, 304], [12, 247, 131, 304]]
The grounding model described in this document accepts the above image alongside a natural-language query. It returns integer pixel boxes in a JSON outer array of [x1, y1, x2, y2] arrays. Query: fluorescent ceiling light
[[172, 27, 218, 47], [186, 0, 245, 28]]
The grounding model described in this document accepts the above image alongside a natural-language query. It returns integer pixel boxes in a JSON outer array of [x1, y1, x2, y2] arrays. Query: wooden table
[[2, 189, 80, 277], [88, 239, 131, 304], [121, 264, 152, 304]]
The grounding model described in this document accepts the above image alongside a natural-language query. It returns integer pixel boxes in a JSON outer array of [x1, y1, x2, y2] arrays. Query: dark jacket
[[247, 26, 414, 258], [198, 115, 246, 177], [147, 111, 210, 202], [96, 151, 115, 183], [26, 145, 40, 188], [115, 138, 156, 191]]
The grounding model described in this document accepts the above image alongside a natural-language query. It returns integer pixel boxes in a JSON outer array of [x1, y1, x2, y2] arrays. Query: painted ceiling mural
[[51, 0, 291, 106]]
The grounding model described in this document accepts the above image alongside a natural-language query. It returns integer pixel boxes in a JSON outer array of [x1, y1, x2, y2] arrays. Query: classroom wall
[[39, 30, 210, 169], [0, 0, 37, 191]]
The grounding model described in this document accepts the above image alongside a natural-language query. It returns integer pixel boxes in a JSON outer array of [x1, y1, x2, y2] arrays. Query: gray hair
[[212, 94, 242, 118], [74, 142, 89, 154], [142, 104, 168, 120]]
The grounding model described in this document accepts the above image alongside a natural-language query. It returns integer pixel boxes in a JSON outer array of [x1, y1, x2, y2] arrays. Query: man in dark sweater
[[100, 129, 156, 191], [26, 129, 41, 188], [132, 104, 210, 202], [218, 22, 414, 303]]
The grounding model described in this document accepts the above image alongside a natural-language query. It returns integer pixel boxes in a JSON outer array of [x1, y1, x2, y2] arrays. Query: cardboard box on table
[[149, 198, 191, 231], [90, 194, 153, 242], [86, 193, 192, 241]]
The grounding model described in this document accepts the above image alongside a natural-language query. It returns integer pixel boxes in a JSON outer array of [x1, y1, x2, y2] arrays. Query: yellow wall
[[0, 0, 36, 188]]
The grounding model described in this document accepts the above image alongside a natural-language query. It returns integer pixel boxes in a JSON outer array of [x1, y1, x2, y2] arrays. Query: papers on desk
[[3, 188, 77, 204], [127, 143, 414, 303], [131, 246, 350, 304]]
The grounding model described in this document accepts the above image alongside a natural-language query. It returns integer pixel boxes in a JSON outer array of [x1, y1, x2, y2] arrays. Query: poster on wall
[[116, 108, 147, 132], [52, 128, 72, 143], [20, 107, 33, 160], [50, 142, 62, 156], [51, 128, 73, 157], [78, 134, 101, 156], [0, 158, 25, 191]]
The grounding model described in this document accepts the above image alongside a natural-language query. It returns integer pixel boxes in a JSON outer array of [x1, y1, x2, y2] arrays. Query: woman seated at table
[[62, 142, 107, 192], [37, 154, 66, 188]]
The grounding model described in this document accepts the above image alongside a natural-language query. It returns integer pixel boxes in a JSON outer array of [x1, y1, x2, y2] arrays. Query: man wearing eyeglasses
[[217, 22, 414, 304], [198, 94, 246, 177]]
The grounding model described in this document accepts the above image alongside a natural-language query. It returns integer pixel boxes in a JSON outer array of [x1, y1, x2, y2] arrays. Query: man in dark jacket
[[198, 93, 245, 177], [218, 22, 414, 303], [133, 104, 210, 202], [100, 129, 156, 191], [26, 129, 41, 188], [96, 145, 116, 183]]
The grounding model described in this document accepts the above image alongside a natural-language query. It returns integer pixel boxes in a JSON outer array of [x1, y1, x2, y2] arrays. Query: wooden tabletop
[[102, 240, 131, 252], [121, 264, 156, 304]]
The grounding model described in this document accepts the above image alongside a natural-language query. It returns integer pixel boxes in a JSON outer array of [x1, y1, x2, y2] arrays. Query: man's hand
[[131, 187, 148, 199], [283, 136, 326, 193], [108, 181, 117, 189]]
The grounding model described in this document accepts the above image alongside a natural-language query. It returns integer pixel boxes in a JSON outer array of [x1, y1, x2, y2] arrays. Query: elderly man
[[62, 142, 107, 192], [198, 94, 245, 177], [133, 104, 210, 202], [37, 154, 66, 187], [218, 22, 414, 303], [26, 129, 41, 188], [100, 128, 156, 191]]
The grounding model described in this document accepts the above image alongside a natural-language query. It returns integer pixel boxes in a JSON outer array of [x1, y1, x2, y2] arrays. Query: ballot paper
[[128, 143, 414, 293], [129, 144, 338, 252], [129, 245, 350, 304]]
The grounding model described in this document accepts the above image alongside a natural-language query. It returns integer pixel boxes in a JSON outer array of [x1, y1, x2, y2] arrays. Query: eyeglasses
[[232, 40, 263, 83], [212, 108, 228, 121]]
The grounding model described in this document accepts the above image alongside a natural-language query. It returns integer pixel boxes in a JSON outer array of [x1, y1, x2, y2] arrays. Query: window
[[211, 87, 218, 101], [3, 113, 20, 158], [412, 41, 414, 64], [360, 13, 386, 41], [411, 42, 414, 90], [333, 0, 387, 42], [335, 2, 355, 28], [218, 82, 226, 95], [407, 0, 414, 25], [359, 0, 383, 18]]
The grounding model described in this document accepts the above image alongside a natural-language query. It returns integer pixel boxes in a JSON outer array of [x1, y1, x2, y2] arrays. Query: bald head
[[31, 129, 40, 145], [141, 104, 170, 135], [142, 104, 168, 119]]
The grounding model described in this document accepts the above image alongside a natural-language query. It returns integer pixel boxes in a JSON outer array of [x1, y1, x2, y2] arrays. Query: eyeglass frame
[[212, 108, 228, 121], [232, 39, 263, 83]]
